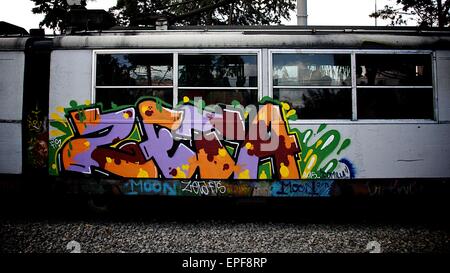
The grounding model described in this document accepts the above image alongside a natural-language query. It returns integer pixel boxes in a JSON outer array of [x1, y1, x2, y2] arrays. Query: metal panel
[[436, 50, 450, 122], [261, 48, 270, 99], [52, 33, 450, 50], [0, 123, 22, 174], [173, 52, 178, 106], [274, 86, 353, 89], [0, 38, 28, 51], [0, 52, 24, 121], [49, 50, 93, 113], [351, 53, 357, 121], [96, 86, 173, 89], [178, 87, 257, 90]]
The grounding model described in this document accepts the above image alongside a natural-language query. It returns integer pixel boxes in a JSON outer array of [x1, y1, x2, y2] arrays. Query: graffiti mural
[[49, 96, 353, 181]]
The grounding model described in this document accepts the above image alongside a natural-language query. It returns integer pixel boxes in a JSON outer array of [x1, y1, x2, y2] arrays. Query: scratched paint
[[49, 96, 354, 181]]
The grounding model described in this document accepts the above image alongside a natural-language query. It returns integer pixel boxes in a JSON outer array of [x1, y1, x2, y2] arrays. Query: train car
[[1, 26, 450, 199]]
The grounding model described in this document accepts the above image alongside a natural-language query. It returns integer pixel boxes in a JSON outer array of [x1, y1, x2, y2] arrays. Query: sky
[[0, 0, 410, 34]]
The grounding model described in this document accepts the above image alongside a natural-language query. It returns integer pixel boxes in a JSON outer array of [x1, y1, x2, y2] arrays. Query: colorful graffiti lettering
[[119, 179, 335, 197], [49, 97, 353, 180], [122, 179, 178, 196], [181, 180, 227, 196]]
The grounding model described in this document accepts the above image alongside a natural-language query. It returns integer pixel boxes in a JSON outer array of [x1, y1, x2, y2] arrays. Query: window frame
[[269, 49, 437, 124], [271, 50, 353, 121], [92, 49, 262, 108]]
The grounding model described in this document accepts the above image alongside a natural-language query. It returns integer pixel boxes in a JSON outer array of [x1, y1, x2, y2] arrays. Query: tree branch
[[169, 0, 237, 23]]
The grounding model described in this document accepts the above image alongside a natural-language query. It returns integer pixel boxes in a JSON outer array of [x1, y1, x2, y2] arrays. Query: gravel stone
[[1, 220, 449, 253]]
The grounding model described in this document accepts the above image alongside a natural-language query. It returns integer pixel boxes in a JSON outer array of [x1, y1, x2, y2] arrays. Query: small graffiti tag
[[181, 180, 227, 196], [271, 180, 335, 197], [122, 179, 177, 196]]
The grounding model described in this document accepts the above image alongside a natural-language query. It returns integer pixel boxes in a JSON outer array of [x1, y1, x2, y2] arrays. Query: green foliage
[[30, 0, 89, 32], [32, 0, 296, 31], [370, 0, 450, 27], [110, 0, 296, 26]]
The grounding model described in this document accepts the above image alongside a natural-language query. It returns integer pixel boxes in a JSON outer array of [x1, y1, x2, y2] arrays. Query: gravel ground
[[1, 220, 449, 253]]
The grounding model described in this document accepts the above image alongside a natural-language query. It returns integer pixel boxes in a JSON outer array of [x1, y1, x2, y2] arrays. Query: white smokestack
[[297, 0, 308, 26]]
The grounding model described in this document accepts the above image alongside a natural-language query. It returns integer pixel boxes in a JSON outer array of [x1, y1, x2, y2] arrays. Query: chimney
[[297, 0, 308, 26], [155, 18, 168, 31]]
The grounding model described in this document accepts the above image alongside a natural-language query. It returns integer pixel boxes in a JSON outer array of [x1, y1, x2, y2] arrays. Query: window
[[356, 54, 434, 119], [357, 88, 433, 119], [271, 51, 434, 121], [96, 54, 173, 107], [95, 52, 259, 108], [273, 53, 352, 119], [178, 54, 258, 106], [356, 54, 432, 86]]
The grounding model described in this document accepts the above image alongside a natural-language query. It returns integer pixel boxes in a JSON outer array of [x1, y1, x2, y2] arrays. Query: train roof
[[1, 25, 450, 51]]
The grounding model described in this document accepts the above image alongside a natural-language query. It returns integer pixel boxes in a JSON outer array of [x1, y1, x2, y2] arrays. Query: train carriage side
[[36, 29, 450, 197]]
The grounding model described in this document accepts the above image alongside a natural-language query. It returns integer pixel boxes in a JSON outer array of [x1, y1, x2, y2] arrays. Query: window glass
[[96, 88, 173, 108], [357, 88, 433, 119], [273, 54, 351, 86], [356, 54, 432, 86], [178, 89, 257, 106], [96, 54, 173, 86], [178, 55, 257, 87], [273, 88, 352, 119]]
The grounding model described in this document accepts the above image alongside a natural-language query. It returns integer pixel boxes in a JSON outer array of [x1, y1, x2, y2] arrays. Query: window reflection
[[96, 54, 173, 86], [273, 88, 352, 119], [357, 88, 433, 119], [178, 89, 257, 106], [356, 54, 432, 86], [179, 55, 257, 87], [273, 54, 351, 86], [96, 88, 173, 108]]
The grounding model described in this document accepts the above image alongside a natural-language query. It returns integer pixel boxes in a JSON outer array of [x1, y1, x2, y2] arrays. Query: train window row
[[94, 51, 434, 121]]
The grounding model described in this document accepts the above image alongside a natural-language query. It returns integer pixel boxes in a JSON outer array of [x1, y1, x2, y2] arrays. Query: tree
[[30, 0, 99, 33], [110, 0, 296, 27], [370, 0, 450, 27]]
